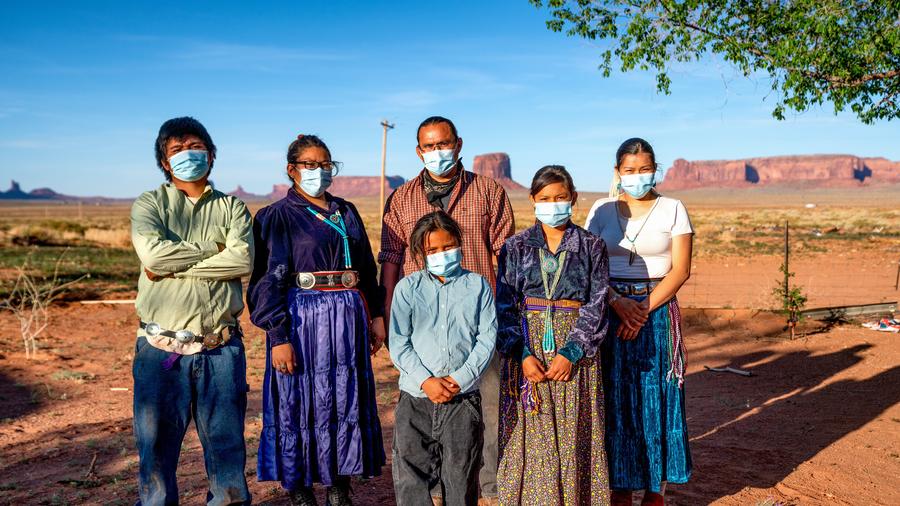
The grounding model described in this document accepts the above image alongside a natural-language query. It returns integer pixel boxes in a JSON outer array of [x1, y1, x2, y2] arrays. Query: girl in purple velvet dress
[[248, 134, 386, 506]]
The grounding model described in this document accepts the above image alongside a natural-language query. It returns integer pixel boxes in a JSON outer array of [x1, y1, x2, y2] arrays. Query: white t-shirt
[[585, 196, 693, 279]]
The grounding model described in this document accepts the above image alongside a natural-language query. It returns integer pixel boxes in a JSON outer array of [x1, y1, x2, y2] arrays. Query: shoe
[[290, 486, 318, 506], [611, 490, 633, 506], [641, 492, 665, 505], [326, 477, 353, 506]]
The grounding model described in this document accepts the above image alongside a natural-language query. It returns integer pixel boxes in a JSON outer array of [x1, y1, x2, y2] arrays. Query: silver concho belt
[[139, 321, 234, 349], [294, 270, 359, 290]]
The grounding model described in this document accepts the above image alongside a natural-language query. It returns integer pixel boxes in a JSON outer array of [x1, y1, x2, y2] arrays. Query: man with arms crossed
[[131, 116, 253, 505]]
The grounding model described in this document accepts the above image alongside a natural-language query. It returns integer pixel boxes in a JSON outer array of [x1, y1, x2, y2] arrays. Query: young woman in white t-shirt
[[585, 138, 693, 506]]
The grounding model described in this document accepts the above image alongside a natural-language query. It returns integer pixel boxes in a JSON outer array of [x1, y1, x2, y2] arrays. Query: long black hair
[[615, 137, 657, 168], [409, 211, 463, 269], [529, 165, 576, 197], [611, 137, 658, 196]]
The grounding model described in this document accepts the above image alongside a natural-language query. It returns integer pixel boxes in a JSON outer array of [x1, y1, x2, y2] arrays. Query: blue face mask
[[534, 201, 572, 227], [426, 247, 462, 278], [619, 173, 656, 198], [422, 149, 458, 177], [169, 150, 210, 182], [298, 168, 333, 197]]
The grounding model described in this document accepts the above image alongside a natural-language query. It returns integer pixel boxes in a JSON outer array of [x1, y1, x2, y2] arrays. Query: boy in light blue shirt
[[389, 211, 496, 506]]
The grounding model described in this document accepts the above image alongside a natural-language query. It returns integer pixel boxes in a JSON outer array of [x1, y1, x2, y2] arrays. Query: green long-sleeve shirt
[[131, 183, 254, 354]]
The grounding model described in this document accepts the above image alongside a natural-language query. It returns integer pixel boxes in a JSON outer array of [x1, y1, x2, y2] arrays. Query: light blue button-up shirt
[[389, 269, 497, 398]]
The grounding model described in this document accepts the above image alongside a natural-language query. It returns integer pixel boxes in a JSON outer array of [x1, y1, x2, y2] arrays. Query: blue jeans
[[132, 333, 250, 505]]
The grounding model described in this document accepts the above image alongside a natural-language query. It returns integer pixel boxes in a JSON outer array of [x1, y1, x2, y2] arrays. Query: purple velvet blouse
[[247, 188, 384, 346], [495, 222, 610, 360]]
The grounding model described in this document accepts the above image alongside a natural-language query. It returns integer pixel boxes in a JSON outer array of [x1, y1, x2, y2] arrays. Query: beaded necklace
[[305, 207, 352, 269], [538, 249, 567, 354]]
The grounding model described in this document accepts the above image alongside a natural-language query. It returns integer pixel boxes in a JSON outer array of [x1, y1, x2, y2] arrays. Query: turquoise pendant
[[542, 308, 555, 354], [541, 254, 559, 274]]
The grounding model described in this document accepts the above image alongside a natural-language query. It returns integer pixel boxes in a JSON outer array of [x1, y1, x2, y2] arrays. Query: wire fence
[[678, 253, 899, 310]]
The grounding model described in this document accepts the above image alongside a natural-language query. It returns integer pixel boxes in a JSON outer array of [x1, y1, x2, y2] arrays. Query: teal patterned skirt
[[602, 296, 691, 492]]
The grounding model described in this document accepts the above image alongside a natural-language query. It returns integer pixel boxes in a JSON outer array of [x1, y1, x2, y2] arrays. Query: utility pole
[[379, 120, 395, 222]]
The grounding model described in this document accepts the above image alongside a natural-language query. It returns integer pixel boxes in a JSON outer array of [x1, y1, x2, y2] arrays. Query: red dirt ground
[[1, 302, 898, 505]]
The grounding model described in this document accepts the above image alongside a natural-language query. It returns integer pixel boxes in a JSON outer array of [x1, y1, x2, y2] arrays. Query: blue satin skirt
[[257, 288, 385, 490], [602, 297, 692, 492]]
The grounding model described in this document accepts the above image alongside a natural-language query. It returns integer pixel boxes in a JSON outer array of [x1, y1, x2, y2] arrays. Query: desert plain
[[0, 185, 898, 505]]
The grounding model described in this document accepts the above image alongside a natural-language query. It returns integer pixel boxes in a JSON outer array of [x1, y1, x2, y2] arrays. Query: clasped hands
[[522, 354, 573, 383], [421, 376, 461, 404], [612, 296, 650, 340]]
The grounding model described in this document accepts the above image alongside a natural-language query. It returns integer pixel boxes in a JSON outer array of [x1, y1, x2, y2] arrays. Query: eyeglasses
[[418, 140, 457, 152], [291, 160, 343, 173]]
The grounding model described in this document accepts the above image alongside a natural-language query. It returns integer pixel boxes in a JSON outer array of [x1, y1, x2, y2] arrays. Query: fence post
[[895, 258, 899, 291], [784, 221, 797, 340]]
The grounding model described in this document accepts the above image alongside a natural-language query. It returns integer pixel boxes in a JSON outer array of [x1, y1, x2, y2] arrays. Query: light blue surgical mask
[[298, 168, 333, 197], [619, 173, 656, 198], [534, 201, 572, 227], [426, 247, 462, 278], [169, 150, 210, 182], [422, 149, 458, 177]]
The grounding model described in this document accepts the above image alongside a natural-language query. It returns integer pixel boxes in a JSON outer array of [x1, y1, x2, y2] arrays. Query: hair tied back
[[297, 134, 305, 140]]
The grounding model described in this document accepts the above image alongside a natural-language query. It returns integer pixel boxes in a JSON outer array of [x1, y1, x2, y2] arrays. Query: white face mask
[[297, 168, 333, 197], [422, 149, 458, 176], [619, 173, 656, 198], [425, 247, 462, 277]]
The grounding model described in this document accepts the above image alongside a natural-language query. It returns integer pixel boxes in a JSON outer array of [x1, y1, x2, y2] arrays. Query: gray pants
[[478, 353, 500, 497], [392, 391, 484, 506]]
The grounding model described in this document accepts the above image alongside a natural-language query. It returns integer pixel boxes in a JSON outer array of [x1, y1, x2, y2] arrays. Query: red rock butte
[[229, 176, 405, 201], [660, 154, 900, 190], [471, 152, 527, 191]]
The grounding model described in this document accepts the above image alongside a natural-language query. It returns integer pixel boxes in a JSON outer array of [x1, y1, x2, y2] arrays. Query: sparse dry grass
[[1, 190, 898, 299]]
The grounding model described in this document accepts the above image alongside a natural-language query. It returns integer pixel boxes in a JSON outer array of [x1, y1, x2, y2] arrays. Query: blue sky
[[1, 0, 898, 197]]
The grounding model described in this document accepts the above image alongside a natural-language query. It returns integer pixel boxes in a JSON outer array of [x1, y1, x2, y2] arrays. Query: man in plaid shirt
[[380, 116, 515, 503]]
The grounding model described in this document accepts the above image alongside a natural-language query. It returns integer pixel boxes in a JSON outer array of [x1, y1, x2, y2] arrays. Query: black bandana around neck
[[423, 168, 461, 209]]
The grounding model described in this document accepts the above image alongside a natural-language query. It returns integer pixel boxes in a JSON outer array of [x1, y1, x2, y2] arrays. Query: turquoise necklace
[[538, 249, 567, 354], [305, 207, 352, 269]]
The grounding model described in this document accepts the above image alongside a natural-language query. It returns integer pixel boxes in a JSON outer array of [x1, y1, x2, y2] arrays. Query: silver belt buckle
[[341, 271, 358, 288], [632, 283, 649, 296], [296, 272, 316, 289]]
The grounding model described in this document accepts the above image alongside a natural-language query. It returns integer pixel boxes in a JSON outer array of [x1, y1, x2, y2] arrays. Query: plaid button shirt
[[379, 168, 515, 287]]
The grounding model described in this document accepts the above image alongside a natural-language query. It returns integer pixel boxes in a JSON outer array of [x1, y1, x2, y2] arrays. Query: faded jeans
[[132, 333, 250, 505], [392, 390, 484, 506]]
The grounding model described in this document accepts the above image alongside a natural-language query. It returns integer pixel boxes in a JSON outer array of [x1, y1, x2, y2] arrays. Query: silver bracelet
[[608, 289, 621, 304]]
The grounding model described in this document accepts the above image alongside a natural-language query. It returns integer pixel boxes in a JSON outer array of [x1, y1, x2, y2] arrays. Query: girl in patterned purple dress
[[495, 165, 611, 505]]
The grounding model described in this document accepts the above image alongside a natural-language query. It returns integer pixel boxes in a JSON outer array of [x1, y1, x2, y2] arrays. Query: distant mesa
[[227, 176, 406, 201], [0, 180, 127, 202], [471, 152, 527, 191], [1, 180, 67, 200], [228, 185, 258, 200], [660, 154, 900, 190]]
